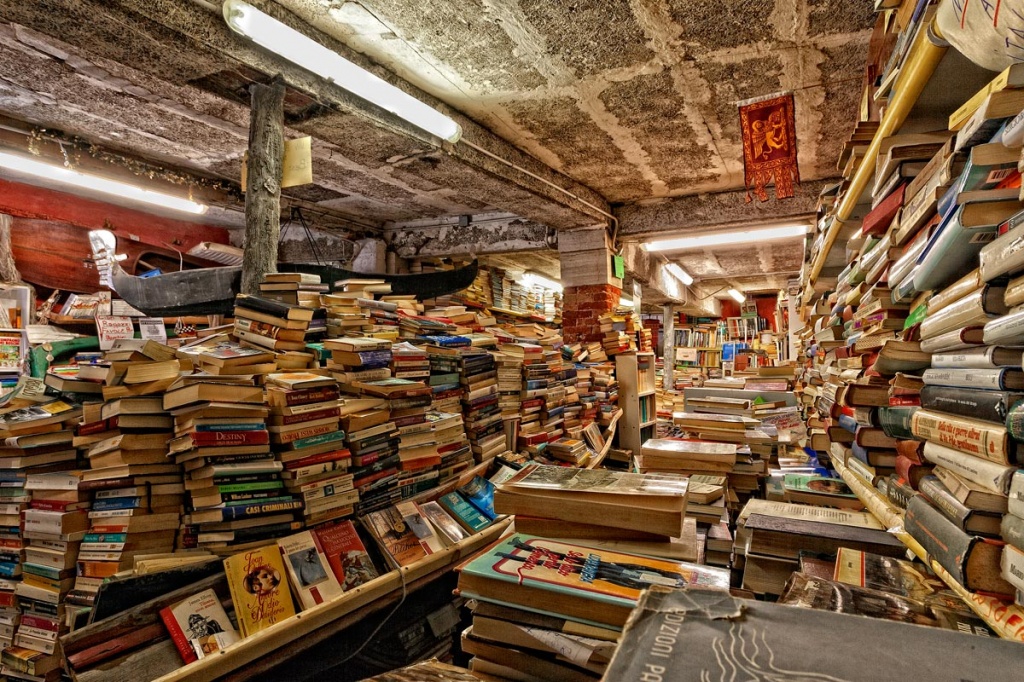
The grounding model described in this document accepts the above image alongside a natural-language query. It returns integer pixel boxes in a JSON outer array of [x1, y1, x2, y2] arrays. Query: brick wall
[[562, 283, 621, 343]]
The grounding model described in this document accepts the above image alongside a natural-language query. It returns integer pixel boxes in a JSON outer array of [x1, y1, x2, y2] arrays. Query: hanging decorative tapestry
[[738, 92, 799, 202]]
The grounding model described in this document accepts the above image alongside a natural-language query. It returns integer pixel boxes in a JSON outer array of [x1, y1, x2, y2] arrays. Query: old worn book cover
[[603, 587, 1023, 681], [778, 572, 994, 636]]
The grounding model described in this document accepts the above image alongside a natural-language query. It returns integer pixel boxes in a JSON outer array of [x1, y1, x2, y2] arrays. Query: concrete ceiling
[[0, 0, 875, 292], [283, 0, 874, 203]]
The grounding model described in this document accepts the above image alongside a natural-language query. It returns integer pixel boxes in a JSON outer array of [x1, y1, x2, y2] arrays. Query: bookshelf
[[674, 324, 723, 370], [832, 456, 1024, 641], [616, 351, 657, 457]]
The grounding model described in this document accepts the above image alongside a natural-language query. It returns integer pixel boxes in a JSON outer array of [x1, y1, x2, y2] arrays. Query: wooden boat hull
[[110, 263, 241, 317], [12, 218, 225, 293], [278, 260, 480, 299], [109, 259, 480, 317]]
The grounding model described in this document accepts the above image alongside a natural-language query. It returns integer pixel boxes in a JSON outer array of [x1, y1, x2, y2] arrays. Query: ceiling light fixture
[[0, 150, 207, 215], [644, 223, 810, 252], [619, 296, 633, 307], [223, 0, 462, 143], [728, 289, 746, 303], [665, 263, 694, 286], [522, 273, 563, 293]]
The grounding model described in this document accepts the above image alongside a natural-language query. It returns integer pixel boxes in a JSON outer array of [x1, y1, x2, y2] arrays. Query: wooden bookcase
[[616, 351, 657, 457]]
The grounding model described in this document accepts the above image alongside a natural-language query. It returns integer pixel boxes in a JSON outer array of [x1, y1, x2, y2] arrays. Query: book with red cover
[[189, 430, 270, 447], [862, 183, 906, 236], [895, 454, 934, 490], [315, 520, 381, 590]]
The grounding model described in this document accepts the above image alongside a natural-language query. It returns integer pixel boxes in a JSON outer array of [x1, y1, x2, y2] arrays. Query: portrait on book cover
[[739, 92, 800, 202]]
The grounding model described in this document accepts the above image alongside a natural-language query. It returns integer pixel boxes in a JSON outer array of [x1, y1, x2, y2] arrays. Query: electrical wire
[[330, 568, 409, 667]]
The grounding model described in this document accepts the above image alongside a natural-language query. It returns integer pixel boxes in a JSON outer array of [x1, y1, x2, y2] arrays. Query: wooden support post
[[0, 214, 21, 283], [662, 304, 675, 393], [241, 82, 286, 296]]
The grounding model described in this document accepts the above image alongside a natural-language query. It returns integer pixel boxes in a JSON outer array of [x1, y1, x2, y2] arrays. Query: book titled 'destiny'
[[602, 587, 1023, 681]]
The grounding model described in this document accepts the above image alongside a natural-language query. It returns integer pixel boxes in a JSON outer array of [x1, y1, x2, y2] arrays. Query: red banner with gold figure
[[739, 92, 799, 202]]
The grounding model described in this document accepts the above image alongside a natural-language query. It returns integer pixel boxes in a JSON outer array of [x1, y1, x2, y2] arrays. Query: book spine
[[272, 408, 340, 425], [921, 441, 1015, 494], [920, 385, 1019, 425], [904, 495, 975, 587], [235, 318, 288, 340], [1009, 470, 1024, 519], [272, 423, 335, 444], [288, 431, 346, 450], [1000, 512, 1024, 552], [190, 431, 269, 447], [983, 308, 1024, 346], [921, 368, 1007, 390], [234, 295, 299, 319], [278, 387, 340, 407], [930, 349, 999, 369], [1003, 401, 1024, 442], [911, 409, 1011, 465], [221, 499, 303, 520], [1001, 544, 1024, 593], [918, 475, 972, 529], [876, 406, 917, 439]]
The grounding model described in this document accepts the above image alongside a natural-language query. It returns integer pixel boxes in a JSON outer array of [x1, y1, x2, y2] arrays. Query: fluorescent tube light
[[644, 224, 810, 252], [728, 289, 746, 303], [0, 150, 207, 215], [223, 0, 462, 143], [619, 296, 633, 307], [665, 263, 693, 286], [522, 273, 563, 293]]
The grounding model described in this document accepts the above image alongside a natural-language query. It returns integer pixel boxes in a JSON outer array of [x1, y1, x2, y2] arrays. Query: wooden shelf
[[638, 389, 655, 397], [49, 315, 225, 327], [150, 518, 513, 682], [832, 456, 1024, 641]]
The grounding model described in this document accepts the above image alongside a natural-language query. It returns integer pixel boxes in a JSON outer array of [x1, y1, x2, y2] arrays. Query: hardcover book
[[223, 545, 297, 637], [159, 588, 240, 663], [602, 587, 1024, 681]]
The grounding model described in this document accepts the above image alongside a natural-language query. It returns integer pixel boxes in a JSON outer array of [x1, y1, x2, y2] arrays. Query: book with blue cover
[[458, 476, 496, 520]]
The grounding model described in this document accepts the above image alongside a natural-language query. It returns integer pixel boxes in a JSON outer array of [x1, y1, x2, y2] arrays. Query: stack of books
[[456, 532, 729, 679], [170, 377, 294, 555], [494, 464, 691, 540], [671, 412, 772, 505], [341, 397, 398, 516], [233, 294, 319, 354], [390, 342, 429, 381], [427, 411, 473, 485], [324, 336, 392, 387], [734, 499, 905, 597], [454, 348, 503, 463], [426, 340, 466, 413], [320, 290, 372, 337], [347, 378, 433, 513], [266, 373, 353, 527], [359, 297, 401, 340], [544, 438, 589, 466], [259, 272, 328, 308], [196, 344, 278, 383], [494, 351, 523, 420], [598, 311, 633, 356]]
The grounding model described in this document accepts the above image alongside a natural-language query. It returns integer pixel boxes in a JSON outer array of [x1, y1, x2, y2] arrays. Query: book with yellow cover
[[223, 545, 296, 637]]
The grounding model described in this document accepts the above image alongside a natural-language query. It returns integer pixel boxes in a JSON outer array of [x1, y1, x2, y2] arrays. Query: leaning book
[[602, 587, 1024, 681], [159, 588, 240, 664], [223, 545, 297, 638]]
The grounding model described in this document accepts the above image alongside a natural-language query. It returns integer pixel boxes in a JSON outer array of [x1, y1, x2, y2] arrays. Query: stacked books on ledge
[[458, 526, 729, 680]]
